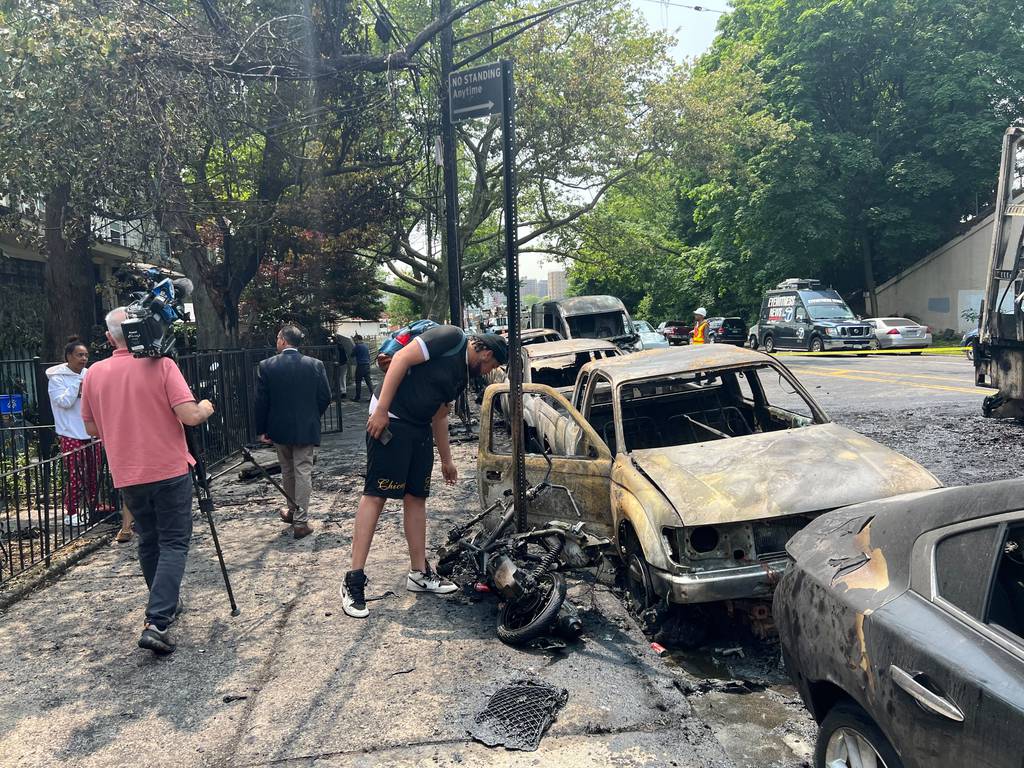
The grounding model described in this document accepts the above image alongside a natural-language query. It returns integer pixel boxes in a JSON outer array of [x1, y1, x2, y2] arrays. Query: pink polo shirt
[[81, 349, 197, 488]]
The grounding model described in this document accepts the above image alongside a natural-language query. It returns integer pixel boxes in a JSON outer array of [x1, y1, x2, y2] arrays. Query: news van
[[757, 279, 872, 353]]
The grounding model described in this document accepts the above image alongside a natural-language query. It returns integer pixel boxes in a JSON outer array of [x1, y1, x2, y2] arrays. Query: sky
[[519, 0, 728, 280]]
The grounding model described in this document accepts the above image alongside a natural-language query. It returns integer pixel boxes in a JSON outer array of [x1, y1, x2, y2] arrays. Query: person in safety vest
[[691, 307, 709, 344]]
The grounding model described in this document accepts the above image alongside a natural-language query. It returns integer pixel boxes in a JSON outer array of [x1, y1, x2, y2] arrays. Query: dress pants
[[274, 443, 315, 523]]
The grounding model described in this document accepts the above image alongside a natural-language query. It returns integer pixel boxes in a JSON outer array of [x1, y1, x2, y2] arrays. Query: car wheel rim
[[869, 340, 879, 350], [626, 552, 654, 609], [825, 726, 887, 768]]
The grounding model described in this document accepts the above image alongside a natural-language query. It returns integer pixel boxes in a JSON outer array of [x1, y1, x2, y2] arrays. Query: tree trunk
[[42, 185, 96, 361], [860, 231, 878, 317]]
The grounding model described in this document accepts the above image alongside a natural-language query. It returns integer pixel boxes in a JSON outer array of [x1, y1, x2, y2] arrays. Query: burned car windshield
[[612, 365, 820, 452], [567, 311, 627, 339], [531, 351, 615, 389]]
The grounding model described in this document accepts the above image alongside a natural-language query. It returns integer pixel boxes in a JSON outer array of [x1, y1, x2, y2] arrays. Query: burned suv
[[758, 278, 872, 353], [478, 346, 940, 609]]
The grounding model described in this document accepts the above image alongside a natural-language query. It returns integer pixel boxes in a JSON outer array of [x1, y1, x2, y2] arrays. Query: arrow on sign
[[453, 101, 494, 115]]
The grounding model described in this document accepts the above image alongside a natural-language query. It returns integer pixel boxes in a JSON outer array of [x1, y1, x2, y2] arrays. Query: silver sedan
[[865, 317, 932, 351]]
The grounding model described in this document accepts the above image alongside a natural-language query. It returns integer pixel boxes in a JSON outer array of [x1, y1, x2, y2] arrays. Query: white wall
[[876, 199, 1024, 333]]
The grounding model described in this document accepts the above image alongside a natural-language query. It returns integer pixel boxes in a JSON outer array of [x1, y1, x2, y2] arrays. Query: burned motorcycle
[[436, 456, 608, 646]]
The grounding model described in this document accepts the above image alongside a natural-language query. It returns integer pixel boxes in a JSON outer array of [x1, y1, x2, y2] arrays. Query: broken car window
[[987, 523, 1024, 641], [935, 526, 1004, 620]]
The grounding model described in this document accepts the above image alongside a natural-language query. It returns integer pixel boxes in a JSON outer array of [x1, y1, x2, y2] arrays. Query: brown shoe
[[279, 510, 294, 525], [293, 522, 314, 540]]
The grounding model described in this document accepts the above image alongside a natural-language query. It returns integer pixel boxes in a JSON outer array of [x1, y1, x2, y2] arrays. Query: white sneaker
[[407, 566, 458, 594], [341, 571, 369, 618]]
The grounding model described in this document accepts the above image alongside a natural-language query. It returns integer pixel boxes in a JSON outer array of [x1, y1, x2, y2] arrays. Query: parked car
[[478, 345, 941, 610], [962, 327, 979, 361], [705, 317, 748, 346], [864, 317, 932, 352], [775, 479, 1024, 768], [757, 278, 872, 352], [657, 320, 691, 345], [634, 320, 669, 350], [490, 339, 622, 395]]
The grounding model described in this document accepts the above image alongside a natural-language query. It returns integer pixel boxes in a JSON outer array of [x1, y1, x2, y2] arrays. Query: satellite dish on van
[[775, 278, 822, 290]]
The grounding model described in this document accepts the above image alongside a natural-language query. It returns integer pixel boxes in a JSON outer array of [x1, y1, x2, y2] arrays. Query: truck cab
[[528, 295, 641, 352], [757, 278, 872, 353]]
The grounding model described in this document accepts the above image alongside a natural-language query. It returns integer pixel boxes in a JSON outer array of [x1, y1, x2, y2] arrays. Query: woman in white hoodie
[[46, 339, 133, 540]]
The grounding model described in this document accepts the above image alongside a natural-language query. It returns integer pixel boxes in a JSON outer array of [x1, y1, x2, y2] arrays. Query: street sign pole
[[499, 60, 527, 533], [448, 59, 525, 531], [439, 0, 462, 331]]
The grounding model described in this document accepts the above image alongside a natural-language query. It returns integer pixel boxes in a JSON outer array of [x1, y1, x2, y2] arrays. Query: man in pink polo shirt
[[82, 307, 214, 656]]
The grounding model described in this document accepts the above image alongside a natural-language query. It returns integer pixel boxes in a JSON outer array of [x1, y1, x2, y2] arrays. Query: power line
[[633, 0, 727, 13]]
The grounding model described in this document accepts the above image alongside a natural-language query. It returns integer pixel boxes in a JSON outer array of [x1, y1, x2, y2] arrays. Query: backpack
[[379, 319, 466, 358]]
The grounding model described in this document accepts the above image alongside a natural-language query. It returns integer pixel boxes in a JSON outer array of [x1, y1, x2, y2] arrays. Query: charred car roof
[[552, 295, 627, 316], [524, 339, 620, 359], [785, 478, 1024, 611], [579, 344, 768, 385]]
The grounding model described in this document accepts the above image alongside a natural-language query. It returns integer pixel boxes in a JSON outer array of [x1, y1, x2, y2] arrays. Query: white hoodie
[[46, 363, 89, 440]]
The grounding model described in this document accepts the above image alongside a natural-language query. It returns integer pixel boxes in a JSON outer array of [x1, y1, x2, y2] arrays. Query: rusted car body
[[528, 295, 642, 352], [774, 480, 1024, 767], [478, 346, 941, 607], [488, 339, 622, 404]]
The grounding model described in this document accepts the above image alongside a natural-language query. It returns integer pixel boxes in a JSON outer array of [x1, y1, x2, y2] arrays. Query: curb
[[776, 347, 969, 358], [0, 529, 115, 613]]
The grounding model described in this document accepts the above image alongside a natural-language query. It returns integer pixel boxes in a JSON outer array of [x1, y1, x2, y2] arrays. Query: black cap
[[472, 333, 508, 364]]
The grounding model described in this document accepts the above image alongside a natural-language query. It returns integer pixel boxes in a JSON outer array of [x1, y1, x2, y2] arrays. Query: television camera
[[121, 270, 193, 358]]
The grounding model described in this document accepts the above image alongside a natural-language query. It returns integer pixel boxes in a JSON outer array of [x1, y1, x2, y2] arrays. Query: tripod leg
[[194, 478, 240, 616]]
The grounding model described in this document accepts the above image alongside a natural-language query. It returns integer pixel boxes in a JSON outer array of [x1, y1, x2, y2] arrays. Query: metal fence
[[0, 342, 360, 585], [177, 344, 346, 469], [1, 438, 120, 584]]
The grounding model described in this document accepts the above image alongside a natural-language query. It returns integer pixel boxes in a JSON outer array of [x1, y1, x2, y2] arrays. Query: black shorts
[[364, 419, 434, 499]]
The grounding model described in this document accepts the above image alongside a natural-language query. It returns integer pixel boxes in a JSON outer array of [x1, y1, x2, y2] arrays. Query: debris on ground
[[470, 680, 569, 752]]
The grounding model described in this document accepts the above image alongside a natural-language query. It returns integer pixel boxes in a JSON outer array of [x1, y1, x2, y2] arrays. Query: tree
[[363, 0, 674, 317], [0, 1, 166, 359]]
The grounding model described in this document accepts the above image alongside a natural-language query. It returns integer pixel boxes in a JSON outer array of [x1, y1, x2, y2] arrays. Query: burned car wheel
[[622, 534, 656, 612], [496, 571, 566, 646], [815, 701, 902, 768]]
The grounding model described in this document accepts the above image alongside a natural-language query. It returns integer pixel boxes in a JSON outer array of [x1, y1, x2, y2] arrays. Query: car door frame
[[478, 382, 615, 538], [863, 510, 1024, 768]]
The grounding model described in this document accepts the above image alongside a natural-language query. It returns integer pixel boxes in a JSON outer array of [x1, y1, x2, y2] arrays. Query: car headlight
[[824, 327, 836, 337]]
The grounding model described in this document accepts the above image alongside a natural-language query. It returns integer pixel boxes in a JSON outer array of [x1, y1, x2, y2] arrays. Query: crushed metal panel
[[470, 680, 569, 751]]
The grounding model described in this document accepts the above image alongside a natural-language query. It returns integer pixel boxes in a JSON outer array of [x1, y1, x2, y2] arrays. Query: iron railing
[[0, 341, 367, 584], [0, 438, 120, 585]]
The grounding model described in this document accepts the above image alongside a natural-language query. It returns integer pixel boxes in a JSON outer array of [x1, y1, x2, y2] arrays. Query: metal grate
[[752, 517, 808, 558], [470, 680, 568, 752]]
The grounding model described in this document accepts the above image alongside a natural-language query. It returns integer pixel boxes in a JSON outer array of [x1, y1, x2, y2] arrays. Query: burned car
[[478, 346, 941, 609], [488, 339, 622, 410], [774, 479, 1024, 768]]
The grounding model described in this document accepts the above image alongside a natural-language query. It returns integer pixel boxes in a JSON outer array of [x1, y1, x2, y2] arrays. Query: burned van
[[757, 279, 872, 353], [528, 295, 641, 352]]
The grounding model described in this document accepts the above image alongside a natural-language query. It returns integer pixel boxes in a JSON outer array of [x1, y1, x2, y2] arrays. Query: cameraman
[[82, 308, 214, 656]]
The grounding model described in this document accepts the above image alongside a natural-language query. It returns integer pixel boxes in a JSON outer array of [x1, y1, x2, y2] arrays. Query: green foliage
[[0, 283, 44, 356], [385, 293, 419, 326], [571, 0, 1024, 320]]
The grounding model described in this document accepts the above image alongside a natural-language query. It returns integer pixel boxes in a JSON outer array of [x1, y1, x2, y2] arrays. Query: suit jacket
[[254, 349, 333, 446]]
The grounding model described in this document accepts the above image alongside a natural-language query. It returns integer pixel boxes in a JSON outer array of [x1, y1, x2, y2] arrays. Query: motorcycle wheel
[[496, 571, 567, 646]]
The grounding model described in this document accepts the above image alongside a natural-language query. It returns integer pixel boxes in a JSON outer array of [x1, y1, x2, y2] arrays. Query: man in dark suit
[[254, 325, 333, 539]]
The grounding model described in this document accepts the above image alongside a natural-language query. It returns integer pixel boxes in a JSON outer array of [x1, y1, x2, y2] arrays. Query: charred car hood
[[629, 423, 941, 526]]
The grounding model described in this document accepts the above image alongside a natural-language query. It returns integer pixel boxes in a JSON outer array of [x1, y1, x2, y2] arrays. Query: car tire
[[809, 336, 824, 353], [621, 530, 657, 612], [815, 701, 903, 768], [763, 335, 776, 354], [748, 335, 758, 350], [868, 339, 880, 350]]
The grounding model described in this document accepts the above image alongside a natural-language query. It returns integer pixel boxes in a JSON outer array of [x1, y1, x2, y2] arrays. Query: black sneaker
[[138, 624, 176, 655], [341, 570, 368, 618]]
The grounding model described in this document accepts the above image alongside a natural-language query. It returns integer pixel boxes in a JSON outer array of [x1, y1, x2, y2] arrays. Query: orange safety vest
[[692, 320, 708, 344]]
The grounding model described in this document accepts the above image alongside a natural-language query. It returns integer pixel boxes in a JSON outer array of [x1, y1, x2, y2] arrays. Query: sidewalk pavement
[[0, 402, 733, 767]]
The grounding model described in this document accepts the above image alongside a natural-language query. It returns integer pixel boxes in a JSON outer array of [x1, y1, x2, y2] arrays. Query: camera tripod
[[184, 427, 240, 616]]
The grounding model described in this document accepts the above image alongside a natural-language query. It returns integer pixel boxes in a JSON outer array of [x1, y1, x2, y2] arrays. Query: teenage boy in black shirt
[[341, 325, 507, 618]]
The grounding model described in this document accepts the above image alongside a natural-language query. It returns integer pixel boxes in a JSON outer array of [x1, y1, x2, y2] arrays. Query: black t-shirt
[[387, 325, 468, 426]]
